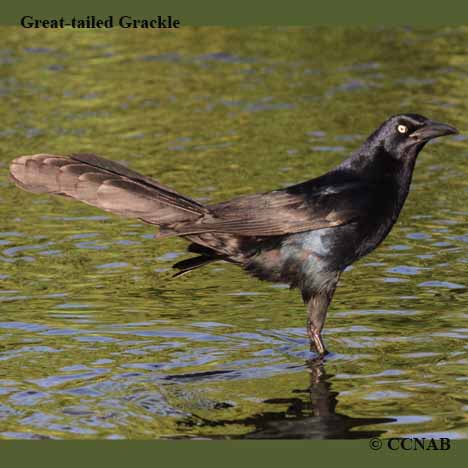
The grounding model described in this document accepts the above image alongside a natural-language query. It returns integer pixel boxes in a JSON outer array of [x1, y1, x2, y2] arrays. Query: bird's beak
[[409, 121, 458, 142]]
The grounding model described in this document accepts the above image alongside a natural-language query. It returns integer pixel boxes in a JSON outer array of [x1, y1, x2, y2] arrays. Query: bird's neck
[[340, 144, 419, 209]]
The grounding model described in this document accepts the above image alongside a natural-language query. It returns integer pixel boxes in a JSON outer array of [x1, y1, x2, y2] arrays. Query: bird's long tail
[[9, 153, 208, 225]]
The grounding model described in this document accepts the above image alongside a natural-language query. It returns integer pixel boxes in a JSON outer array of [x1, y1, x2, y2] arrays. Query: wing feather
[[173, 180, 371, 236]]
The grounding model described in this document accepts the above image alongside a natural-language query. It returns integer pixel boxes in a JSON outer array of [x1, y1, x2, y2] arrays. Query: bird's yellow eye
[[397, 124, 408, 134]]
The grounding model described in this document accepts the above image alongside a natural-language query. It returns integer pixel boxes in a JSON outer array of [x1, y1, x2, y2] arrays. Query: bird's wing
[[174, 179, 372, 236]]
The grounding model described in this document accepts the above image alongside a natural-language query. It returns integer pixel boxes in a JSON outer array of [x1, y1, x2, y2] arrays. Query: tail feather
[[172, 255, 218, 277], [9, 153, 207, 225]]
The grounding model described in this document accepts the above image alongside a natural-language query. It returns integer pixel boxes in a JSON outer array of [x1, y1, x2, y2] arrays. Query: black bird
[[9, 114, 457, 354]]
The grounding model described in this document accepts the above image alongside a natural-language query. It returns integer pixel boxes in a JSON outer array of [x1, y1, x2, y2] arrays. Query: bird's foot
[[308, 328, 328, 356]]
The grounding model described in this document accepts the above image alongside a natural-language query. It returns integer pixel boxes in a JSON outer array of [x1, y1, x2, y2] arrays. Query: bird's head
[[369, 113, 458, 158]]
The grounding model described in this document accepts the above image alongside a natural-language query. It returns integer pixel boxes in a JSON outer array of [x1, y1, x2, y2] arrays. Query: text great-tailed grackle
[[9, 114, 457, 354]]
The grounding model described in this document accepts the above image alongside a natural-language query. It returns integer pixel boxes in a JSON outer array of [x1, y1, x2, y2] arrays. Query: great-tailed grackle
[[9, 114, 457, 354]]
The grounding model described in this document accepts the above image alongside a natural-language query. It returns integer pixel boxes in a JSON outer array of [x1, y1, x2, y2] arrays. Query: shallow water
[[0, 26, 467, 439]]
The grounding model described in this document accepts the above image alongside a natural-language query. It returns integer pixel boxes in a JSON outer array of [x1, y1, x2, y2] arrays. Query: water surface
[[0, 26, 466, 439]]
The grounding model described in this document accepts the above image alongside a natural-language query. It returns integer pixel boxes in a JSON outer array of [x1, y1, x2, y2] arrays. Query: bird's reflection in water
[[179, 358, 394, 439], [242, 358, 394, 439]]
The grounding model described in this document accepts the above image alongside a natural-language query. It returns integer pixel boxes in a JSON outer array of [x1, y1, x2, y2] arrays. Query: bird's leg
[[306, 282, 338, 356], [308, 326, 326, 355], [307, 306, 327, 355]]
